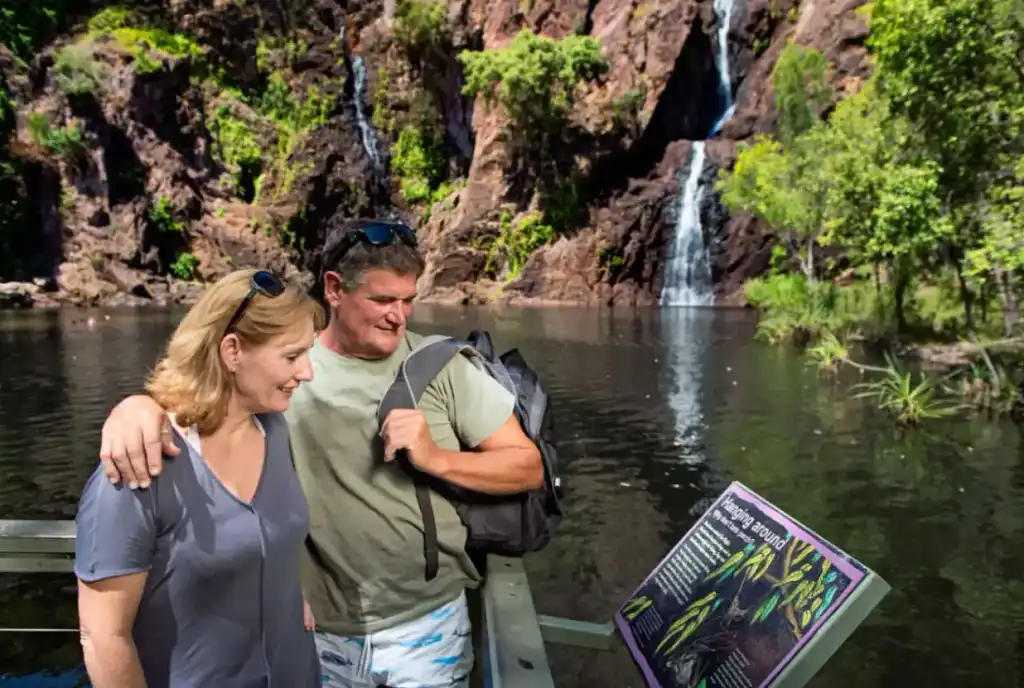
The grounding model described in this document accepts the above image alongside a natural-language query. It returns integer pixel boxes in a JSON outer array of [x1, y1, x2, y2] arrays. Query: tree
[[815, 83, 952, 330], [967, 159, 1024, 335], [393, 0, 451, 65], [458, 29, 607, 162], [869, 0, 1023, 202], [716, 134, 829, 281], [717, 43, 835, 281], [868, 0, 1024, 329], [770, 40, 832, 145]]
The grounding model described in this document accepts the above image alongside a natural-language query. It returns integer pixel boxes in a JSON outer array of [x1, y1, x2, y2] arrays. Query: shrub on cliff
[[458, 29, 607, 148], [391, 124, 444, 203], [394, 0, 450, 63]]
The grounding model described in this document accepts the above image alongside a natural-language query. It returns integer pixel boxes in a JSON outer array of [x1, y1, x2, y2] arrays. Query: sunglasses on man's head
[[224, 270, 285, 337], [326, 220, 417, 267]]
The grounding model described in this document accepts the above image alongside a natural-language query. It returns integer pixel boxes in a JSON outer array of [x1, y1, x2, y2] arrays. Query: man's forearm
[[82, 635, 147, 688], [425, 445, 543, 494]]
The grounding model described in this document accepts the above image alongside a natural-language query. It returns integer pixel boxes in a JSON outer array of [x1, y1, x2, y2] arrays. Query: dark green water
[[0, 306, 1022, 686]]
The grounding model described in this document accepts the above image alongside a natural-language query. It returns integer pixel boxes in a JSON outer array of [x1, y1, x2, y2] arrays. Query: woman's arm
[[74, 462, 159, 687], [78, 573, 149, 688]]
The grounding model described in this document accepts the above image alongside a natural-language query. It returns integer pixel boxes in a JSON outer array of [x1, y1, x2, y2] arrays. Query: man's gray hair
[[314, 220, 425, 297]]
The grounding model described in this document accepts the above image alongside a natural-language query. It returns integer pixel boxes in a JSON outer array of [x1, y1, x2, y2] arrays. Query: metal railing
[[0, 519, 616, 686]]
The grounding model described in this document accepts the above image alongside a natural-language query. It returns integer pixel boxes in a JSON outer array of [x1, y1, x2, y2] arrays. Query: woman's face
[[228, 319, 316, 414]]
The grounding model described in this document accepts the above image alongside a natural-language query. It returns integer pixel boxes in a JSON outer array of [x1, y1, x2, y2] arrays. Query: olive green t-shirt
[[285, 332, 515, 635]]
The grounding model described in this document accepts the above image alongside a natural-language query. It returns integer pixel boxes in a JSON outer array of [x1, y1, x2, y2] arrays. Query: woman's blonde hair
[[146, 269, 325, 434]]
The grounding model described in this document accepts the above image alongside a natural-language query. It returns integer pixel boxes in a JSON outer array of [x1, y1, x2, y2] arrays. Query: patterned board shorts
[[315, 591, 473, 688]]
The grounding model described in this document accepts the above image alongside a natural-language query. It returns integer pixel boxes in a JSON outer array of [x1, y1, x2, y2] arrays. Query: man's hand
[[98, 395, 178, 489], [380, 409, 442, 474], [303, 598, 316, 632]]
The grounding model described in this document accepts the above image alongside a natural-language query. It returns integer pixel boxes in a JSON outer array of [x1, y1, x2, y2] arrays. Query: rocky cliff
[[0, 0, 870, 309]]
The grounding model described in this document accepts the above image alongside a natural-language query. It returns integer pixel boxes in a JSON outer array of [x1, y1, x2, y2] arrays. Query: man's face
[[324, 268, 417, 358]]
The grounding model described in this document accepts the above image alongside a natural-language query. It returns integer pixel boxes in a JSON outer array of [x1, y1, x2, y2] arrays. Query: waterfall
[[709, 0, 738, 136], [660, 142, 714, 306], [351, 56, 384, 177], [659, 0, 738, 306]]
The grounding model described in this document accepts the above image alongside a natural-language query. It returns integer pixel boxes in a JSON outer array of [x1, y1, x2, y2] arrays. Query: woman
[[74, 269, 326, 688]]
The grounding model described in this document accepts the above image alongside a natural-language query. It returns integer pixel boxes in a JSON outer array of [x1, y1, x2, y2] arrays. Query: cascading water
[[660, 142, 714, 306], [709, 0, 737, 136], [659, 0, 739, 307], [351, 56, 384, 177]]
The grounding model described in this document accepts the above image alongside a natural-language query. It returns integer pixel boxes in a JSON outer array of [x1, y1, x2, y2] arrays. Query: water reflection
[[656, 308, 712, 463], [0, 307, 1022, 687]]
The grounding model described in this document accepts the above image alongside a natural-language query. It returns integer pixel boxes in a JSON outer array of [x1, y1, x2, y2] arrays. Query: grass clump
[[852, 353, 960, 425]]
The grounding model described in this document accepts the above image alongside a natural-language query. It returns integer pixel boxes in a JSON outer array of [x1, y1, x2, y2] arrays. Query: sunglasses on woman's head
[[224, 270, 285, 336]]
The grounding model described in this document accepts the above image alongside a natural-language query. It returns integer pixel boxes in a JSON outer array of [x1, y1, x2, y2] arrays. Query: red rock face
[[0, 0, 869, 308], [405, 0, 871, 305]]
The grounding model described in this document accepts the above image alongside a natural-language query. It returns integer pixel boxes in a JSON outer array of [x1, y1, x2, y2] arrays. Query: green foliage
[[210, 106, 262, 201], [0, 1, 71, 60], [540, 176, 586, 235], [853, 352, 960, 425], [256, 36, 309, 73], [716, 134, 828, 279], [0, 77, 12, 133], [868, 0, 1023, 203], [390, 124, 444, 203], [420, 178, 463, 224], [486, 212, 555, 279], [394, 0, 450, 56], [807, 332, 849, 372], [109, 27, 204, 61], [719, 16, 1024, 343], [458, 29, 608, 140], [84, 8, 205, 75], [770, 40, 831, 145], [610, 87, 645, 135], [249, 73, 335, 198], [86, 6, 135, 33], [170, 252, 199, 280], [744, 274, 893, 344], [947, 350, 1023, 416], [26, 112, 88, 165], [966, 158, 1024, 281], [208, 72, 336, 204], [866, 0, 1024, 336], [148, 196, 185, 233], [52, 44, 107, 95]]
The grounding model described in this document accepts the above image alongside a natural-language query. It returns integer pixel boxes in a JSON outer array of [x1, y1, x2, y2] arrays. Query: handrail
[[0, 519, 75, 574], [0, 520, 617, 686]]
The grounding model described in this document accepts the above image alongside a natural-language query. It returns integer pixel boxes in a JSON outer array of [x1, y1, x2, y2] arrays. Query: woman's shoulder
[[255, 412, 293, 457], [255, 412, 288, 435]]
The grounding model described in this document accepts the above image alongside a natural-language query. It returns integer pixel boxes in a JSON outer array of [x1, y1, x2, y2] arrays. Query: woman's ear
[[219, 333, 242, 373]]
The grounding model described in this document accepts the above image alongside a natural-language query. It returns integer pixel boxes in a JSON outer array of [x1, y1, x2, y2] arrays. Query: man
[[95, 218, 544, 688]]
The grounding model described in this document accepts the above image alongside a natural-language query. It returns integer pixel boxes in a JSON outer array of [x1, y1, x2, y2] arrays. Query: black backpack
[[377, 330, 564, 580]]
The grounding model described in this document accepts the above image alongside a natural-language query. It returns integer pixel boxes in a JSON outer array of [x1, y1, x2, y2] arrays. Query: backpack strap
[[377, 335, 481, 581]]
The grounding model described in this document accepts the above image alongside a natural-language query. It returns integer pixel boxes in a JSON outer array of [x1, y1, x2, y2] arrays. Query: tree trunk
[[954, 259, 975, 333], [801, 239, 816, 282], [995, 263, 1020, 337], [891, 261, 909, 333]]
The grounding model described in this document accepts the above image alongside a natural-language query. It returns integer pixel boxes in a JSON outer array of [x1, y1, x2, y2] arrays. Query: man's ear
[[322, 271, 344, 307]]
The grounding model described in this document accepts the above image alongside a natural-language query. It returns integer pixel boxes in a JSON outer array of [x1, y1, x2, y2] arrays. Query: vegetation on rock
[[458, 29, 607, 156], [0, 1, 355, 295]]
